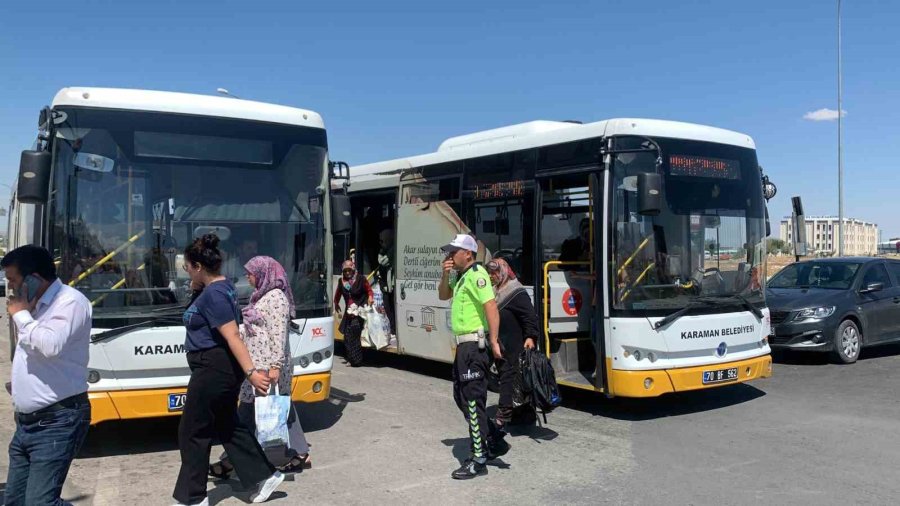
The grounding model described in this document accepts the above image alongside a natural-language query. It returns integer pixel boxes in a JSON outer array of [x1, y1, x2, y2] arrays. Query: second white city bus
[[337, 118, 774, 397]]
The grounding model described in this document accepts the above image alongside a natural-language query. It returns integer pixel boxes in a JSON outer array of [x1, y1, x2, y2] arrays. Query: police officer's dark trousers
[[452, 341, 494, 462]]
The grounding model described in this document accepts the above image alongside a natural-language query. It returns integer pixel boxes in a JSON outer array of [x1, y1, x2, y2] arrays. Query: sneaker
[[250, 471, 285, 503], [487, 437, 510, 460], [451, 459, 487, 480], [172, 499, 209, 506]]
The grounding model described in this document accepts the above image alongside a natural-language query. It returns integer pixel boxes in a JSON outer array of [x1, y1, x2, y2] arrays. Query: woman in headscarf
[[209, 256, 311, 480], [333, 260, 374, 367], [487, 258, 540, 429]]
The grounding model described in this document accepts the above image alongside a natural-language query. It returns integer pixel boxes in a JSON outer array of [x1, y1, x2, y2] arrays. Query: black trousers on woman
[[173, 346, 275, 505]]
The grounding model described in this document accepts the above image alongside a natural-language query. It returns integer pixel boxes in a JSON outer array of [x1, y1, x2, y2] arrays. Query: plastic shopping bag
[[364, 307, 390, 350], [254, 385, 291, 448], [370, 284, 393, 336]]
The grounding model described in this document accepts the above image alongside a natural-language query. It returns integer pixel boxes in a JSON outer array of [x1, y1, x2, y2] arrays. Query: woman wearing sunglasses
[[487, 258, 539, 429], [333, 260, 374, 366]]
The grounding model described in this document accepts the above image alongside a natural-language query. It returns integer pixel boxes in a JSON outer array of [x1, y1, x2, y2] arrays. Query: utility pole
[[837, 0, 845, 256]]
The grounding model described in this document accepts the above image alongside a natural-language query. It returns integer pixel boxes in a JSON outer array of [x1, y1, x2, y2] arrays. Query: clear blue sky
[[2, 0, 898, 237]]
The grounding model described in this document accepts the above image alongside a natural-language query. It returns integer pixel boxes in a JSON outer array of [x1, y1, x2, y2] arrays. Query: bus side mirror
[[17, 150, 52, 204], [637, 173, 662, 216], [331, 194, 352, 235]]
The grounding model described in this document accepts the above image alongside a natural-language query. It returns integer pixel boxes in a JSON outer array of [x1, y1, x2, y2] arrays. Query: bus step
[[550, 336, 594, 374]]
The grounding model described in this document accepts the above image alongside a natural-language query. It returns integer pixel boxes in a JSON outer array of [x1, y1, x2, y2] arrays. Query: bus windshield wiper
[[91, 316, 184, 342], [711, 294, 764, 320], [653, 299, 717, 330]]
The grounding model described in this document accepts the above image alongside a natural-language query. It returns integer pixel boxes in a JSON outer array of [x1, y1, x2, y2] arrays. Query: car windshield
[[47, 107, 331, 321], [769, 262, 861, 290], [612, 136, 767, 314]]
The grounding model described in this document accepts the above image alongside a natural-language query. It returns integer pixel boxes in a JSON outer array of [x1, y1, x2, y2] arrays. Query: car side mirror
[[860, 282, 884, 294]]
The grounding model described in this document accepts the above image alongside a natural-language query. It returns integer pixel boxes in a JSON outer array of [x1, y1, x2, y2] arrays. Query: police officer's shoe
[[487, 437, 510, 460], [451, 459, 487, 479]]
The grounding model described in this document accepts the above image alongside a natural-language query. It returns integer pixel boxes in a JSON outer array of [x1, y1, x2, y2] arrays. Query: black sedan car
[[767, 257, 900, 363]]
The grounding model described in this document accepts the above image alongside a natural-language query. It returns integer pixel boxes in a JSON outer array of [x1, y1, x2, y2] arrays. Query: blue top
[[183, 280, 241, 352]]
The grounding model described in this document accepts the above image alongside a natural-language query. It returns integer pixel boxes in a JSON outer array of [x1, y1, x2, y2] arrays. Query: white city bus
[[10, 87, 345, 423], [338, 118, 774, 397]]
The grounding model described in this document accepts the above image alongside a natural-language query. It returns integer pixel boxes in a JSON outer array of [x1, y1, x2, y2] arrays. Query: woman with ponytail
[[173, 234, 285, 505]]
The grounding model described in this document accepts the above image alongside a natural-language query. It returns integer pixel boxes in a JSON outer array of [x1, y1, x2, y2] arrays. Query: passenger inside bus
[[559, 217, 591, 264], [376, 228, 396, 336]]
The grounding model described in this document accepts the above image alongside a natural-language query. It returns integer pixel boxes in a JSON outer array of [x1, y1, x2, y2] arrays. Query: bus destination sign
[[470, 180, 526, 200], [669, 155, 740, 180]]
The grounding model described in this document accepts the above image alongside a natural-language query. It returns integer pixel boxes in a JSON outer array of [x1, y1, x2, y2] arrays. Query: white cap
[[441, 234, 478, 253]]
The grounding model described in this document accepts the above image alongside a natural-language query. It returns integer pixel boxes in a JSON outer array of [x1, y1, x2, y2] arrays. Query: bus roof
[[350, 118, 755, 181], [51, 87, 325, 129]]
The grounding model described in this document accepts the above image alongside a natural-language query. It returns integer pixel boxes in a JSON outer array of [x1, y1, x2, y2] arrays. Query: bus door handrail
[[616, 235, 651, 277], [91, 264, 145, 307], [68, 230, 146, 287], [542, 260, 591, 357]]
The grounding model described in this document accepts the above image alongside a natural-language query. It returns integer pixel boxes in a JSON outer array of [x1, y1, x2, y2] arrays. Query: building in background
[[780, 216, 878, 257]]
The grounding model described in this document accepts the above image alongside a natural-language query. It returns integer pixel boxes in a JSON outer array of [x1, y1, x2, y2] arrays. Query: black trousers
[[173, 346, 275, 504], [452, 341, 500, 462]]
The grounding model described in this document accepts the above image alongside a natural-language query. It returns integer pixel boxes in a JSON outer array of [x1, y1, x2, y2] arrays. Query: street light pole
[[837, 0, 845, 256]]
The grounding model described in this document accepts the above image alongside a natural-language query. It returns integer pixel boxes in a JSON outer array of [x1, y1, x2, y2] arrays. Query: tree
[[767, 238, 786, 255]]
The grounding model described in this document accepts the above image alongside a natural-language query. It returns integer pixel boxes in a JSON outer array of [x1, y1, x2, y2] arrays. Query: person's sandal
[[277, 454, 311, 473], [208, 460, 233, 480]]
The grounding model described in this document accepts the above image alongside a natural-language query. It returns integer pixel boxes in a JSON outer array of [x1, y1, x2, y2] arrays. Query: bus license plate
[[702, 367, 738, 384], [168, 393, 187, 412]]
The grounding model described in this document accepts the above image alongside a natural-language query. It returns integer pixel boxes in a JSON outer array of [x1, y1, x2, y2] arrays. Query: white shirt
[[11, 279, 92, 413]]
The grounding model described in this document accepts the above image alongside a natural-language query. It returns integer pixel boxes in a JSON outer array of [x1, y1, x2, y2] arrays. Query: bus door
[[394, 174, 462, 362], [348, 190, 398, 330], [538, 172, 606, 391]]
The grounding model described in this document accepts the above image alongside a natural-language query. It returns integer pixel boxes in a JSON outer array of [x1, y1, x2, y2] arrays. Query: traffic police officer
[[439, 234, 505, 479]]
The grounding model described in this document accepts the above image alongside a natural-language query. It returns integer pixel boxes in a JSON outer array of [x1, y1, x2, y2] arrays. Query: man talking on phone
[[2, 245, 92, 506]]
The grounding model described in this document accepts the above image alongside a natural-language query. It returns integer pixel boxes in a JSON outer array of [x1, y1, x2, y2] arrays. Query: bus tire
[[344, 322, 364, 367], [832, 319, 861, 364]]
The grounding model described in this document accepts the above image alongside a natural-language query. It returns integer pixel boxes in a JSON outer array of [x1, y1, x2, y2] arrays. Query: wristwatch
[[245, 367, 257, 378]]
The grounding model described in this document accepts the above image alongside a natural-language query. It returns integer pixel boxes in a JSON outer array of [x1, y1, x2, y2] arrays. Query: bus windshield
[[612, 136, 767, 314], [48, 107, 330, 321]]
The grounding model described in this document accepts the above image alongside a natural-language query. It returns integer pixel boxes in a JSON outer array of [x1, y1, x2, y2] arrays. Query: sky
[[1, 0, 898, 238]]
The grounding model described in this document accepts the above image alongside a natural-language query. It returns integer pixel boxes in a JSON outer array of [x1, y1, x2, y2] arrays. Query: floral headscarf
[[341, 260, 357, 291], [487, 258, 523, 306], [242, 256, 295, 331]]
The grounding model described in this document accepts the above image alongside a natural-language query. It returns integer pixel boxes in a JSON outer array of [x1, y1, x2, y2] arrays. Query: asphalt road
[[2, 314, 900, 505]]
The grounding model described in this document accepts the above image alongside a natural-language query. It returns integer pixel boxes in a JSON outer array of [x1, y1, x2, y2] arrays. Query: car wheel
[[832, 320, 861, 364]]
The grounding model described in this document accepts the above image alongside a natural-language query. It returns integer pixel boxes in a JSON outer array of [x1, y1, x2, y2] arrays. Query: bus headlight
[[87, 370, 100, 383], [299, 356, 310, 368], [312, 381, 323, 393], [647, 352, 657, 363], [324, 350, 332, 358], [633, 350, 642, 361], [313, 352, 323, 364], [643, 378, 653, 389]]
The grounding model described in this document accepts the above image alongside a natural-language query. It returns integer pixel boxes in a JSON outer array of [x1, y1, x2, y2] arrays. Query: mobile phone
[[23, 274, 42, 303]]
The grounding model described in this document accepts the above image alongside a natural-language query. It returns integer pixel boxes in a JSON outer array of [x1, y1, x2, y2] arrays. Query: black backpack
[[521, 348, 562, 422]]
